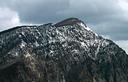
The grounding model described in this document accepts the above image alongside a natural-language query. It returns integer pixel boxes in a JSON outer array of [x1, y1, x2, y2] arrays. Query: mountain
[[0, 18, 128, 82]]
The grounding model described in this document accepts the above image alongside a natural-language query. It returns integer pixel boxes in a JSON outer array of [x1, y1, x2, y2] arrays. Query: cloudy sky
[[0, 0, 128, 53]]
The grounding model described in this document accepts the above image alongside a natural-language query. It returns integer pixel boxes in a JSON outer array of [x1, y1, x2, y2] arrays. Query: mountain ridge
[[0, 18, 86, 34]]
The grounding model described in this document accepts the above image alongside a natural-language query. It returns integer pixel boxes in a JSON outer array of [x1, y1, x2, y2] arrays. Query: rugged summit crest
[[54, 18, 87, 27]]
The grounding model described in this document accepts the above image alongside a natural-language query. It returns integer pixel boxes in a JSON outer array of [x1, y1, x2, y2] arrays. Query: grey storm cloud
[[0, 0, 128, 40], [0, 0, 70, 23]]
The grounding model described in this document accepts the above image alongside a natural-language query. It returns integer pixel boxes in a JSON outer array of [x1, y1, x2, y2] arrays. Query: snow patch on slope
[[20, 40, 26, 48], [78, 23, 98, 36], [79, 23, 91, 31]]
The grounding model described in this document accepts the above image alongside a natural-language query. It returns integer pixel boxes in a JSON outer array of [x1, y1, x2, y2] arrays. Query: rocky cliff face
[[0, 18, 128, 82]]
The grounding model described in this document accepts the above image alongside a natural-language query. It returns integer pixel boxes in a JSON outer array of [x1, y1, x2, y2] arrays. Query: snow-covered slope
[[0, 18, 128, 82]]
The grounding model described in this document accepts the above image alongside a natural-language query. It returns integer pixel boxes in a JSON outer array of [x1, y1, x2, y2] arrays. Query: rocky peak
[[54, 18, 87, 27], [0, 18, 128, 82]]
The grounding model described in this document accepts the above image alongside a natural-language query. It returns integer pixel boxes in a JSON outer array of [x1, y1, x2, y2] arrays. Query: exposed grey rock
[[0, 18, 128, 82]]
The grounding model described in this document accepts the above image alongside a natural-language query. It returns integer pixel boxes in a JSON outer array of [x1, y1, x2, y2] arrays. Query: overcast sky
[[0, 0, 128, 53]]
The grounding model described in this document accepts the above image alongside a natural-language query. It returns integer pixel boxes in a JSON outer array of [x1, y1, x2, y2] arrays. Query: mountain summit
[[54, 18, 87, 27], [0, 18, 128, 82]]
